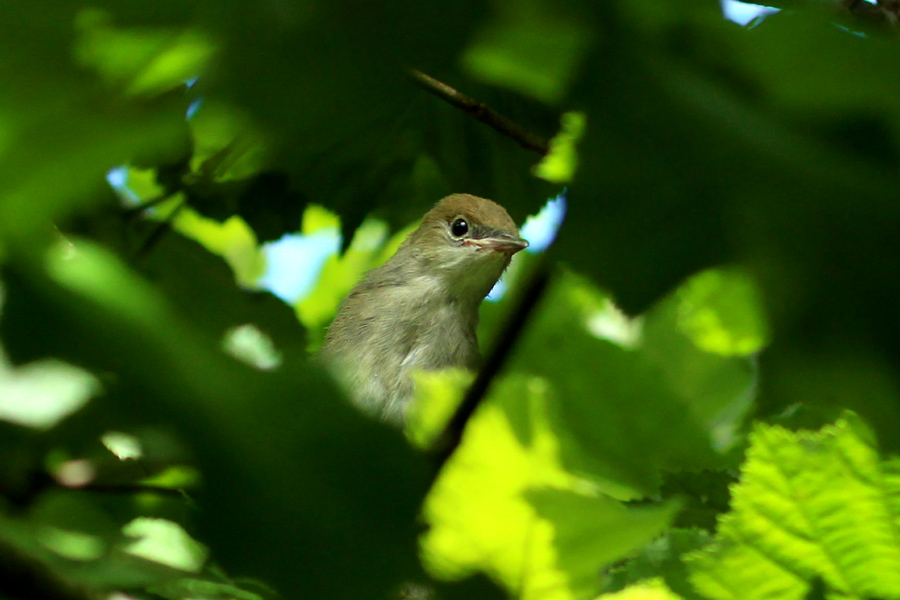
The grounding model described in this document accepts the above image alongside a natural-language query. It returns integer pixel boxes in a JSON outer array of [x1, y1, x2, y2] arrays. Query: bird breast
[[323, 274, 481, 424]]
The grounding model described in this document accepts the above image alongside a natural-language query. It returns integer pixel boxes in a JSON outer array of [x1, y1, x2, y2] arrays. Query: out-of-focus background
[[3, 1, 900, 599]]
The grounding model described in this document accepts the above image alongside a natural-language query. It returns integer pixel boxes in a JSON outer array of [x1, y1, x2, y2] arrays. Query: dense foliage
[[2, 1, 900, 599]]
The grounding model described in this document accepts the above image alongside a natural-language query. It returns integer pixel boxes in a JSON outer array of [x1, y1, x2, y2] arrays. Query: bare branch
[[408, 69, 550, 156]]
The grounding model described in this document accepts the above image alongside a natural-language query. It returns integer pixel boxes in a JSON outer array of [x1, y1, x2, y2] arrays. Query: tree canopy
[[3, 1, 900, 600]]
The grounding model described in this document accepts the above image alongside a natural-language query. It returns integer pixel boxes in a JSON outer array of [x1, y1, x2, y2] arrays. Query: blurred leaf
[[221, 324, 281, 371], [0, 351, 100, 430], [687, 413, 900, 600], [463, 1, 594, 103], [659, 470, 736, 532], [150, 576, 269, 600], [507, 271, 740, 494], [188, 100, 268, 183], [201, 0, 508, 236], [528, 489, 680, 600], [760, 346, 900, 454], [555, 4, 900, 335], [729, 13, 900, 125], [0, 4, 190, 248], [598, 579, 685, 600], [74, 9, 215, 95], [101, 431, 143, 461], [122, 517, 206, 572], [0, 491, 190, 589], [676, 268, 769, 357], [119, 166, 167, 203], [172, 209, 266, 288], [532, 111, 585, 184], [301, 204, 341, 236], [641, 279, 759, 453], [1, 238, 429, 599], [405, 369, 473, 450], [133, 229, 305, 362]]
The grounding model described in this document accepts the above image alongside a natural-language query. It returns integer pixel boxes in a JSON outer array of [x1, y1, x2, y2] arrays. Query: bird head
[[399, 194, 528, 302]]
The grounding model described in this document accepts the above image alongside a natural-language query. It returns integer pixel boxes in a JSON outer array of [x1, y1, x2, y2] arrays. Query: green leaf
[[602, 529, 712, 600], [405, 369, 473, 450], [687, 414, 900, 600], [641, 273, 760, 453], [421, 374, 679, 600], [122, 517, 207, 572], [598, 579, 685, 600], [675, 268, 769, 358], [532, 111, 586, 184], [0, 492, 189, 589], [462, 1, 594, 103], [0, 5, 189, 248], [1, 238, 429, 599], [74, 9, 215, 96], [150, 576, 269, 600], [528, 490, 680, 600], [133, 227, 303, 360], [0, 351, 99, 430], [187, 100, 269, 183], [507, 271, 738, 494]]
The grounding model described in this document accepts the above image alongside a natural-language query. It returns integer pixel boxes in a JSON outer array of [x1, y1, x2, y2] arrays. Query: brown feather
[[321, 194, 526, 424]]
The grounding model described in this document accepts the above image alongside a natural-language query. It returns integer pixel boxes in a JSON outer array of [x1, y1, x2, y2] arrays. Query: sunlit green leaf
[[0, 350, 99, 429], [533, 112, 586, 184], [422, 374, 677, 599], [687, 414, 900, 600], [38, 527, 106, 562], [507, 271, 733, 494], [598, 579, 685, 600], [123, 518, 207, 572], [676, 268, 769, 357], [101, 431, 143, 460], [222, 324, 281, 371], [172, 210, 266, 289], [405, 369, 472, 450]]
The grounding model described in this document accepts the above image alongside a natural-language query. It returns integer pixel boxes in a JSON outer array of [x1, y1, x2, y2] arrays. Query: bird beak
[[472, 233, 529, 254]]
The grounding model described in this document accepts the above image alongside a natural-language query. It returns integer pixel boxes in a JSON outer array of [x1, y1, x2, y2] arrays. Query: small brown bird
[[322, 194, 528, 423]]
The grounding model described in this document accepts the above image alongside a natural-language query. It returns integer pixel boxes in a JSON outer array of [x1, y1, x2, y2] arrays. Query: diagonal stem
[[408, 69, 550, 156], [430, 258, 552, 473]]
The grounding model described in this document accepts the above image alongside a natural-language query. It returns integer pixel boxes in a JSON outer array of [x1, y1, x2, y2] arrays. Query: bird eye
[[450, 218, 469, 238]]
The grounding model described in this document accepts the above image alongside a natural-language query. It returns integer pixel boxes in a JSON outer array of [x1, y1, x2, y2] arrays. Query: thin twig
[[134, 198, 186, 260], [73, 483, 188, 498], [408, 69, 550, 156], [430, 258, 552, 472]]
